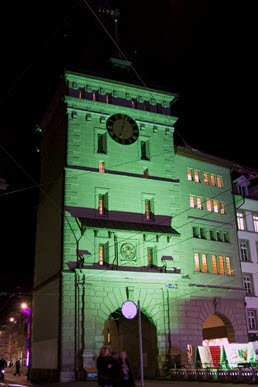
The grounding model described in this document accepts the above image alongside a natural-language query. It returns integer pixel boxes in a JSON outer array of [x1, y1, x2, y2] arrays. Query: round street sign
[[121, 301, 138, 319]]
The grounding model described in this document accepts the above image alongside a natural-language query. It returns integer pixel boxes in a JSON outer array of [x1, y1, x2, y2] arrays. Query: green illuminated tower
[[31, 69, 247, 382]]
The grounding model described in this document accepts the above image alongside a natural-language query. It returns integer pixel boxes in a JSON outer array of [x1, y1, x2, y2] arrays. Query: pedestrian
[[0, 357, 7, 381], [109, 352, 121, 387], [14, 359, 20, 376], [118, 351, 135, 387], [96, 346, 112, 387]]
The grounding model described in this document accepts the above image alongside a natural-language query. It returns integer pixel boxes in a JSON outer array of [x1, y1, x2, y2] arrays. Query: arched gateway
[[203, 313, 235, 345], [103, 309, 159, 378]]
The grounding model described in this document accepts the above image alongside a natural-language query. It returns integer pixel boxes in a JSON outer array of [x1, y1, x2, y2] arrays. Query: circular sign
[[121, 301, 138, 319]]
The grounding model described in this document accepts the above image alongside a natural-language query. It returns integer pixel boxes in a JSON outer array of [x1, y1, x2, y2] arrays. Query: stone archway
[[103, 308, 159, 378], [203, 313, 235, 345]]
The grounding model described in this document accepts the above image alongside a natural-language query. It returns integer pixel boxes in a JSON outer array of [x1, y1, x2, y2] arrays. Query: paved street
[[2, 372, 258, 387]]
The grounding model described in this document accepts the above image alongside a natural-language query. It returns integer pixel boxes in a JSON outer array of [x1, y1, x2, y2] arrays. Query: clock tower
[[31, 68, 181, 382]]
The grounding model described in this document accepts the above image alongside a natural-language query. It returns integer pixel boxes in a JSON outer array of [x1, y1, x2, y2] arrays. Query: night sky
[[0, 0, 256, 295]]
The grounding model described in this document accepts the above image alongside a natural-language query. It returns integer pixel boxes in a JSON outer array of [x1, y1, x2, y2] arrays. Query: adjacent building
[[234, 176, 258, 341], [31, 69, 248, 382]]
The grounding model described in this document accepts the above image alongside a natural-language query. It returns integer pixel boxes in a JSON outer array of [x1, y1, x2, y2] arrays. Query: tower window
[[202, 254, 208, 272], [144, 168, 149, 178], [145, 199, 151, 220], [147, 248, 154, 266], [219, 256, 225, 275], [141, 140, 150, 160], [99, 162, 105, 173], [98, 193, 108, 216], [97, 133, 107, 154], [99, 244, 104, 265]]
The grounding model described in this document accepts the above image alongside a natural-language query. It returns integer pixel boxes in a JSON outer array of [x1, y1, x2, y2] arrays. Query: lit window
[[237, 212, 245, 230], [225, 257, 232, 275], [99, 244, 104, 265], [147, 248, 153, 266], [99, 162, 105, 173], [144, 168, 149, 178], [213, 201, 219, 213], [190, 195, 195, 208], [195, 253, 200, 272], [220, 202, 226, 214], [145, 200, 151, 220], [98, 193, 108, 216], [210, 175, 217, 186], [253, 215, 258, 232], [219, 256, 224, 275], [202, 254, 208, 272], [197, 197, 203, 210], [217, 176, 224, 188], [187, 169, 193, 181], [93, 90, 97, 101], [206, 199, 212, 212], [244, 274, 253, 295], [212, 255, 217, 274], [194, 171, 200, 183], [248, 310, 257, 330], [204, 173, 209, 185], [240, 241, 249, 261]]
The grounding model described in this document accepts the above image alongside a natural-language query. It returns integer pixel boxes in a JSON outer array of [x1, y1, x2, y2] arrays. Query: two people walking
[[97, 347, 135, 387]]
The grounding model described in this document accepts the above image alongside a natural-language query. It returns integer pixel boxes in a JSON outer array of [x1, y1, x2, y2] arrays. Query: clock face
[[106, 114, 139, 145], [121, 243, 136, 260], [121, 301, 137, 319]]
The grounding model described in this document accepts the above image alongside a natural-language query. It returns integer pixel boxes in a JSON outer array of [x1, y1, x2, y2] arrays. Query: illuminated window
[[253, 215, 258, 232], [107, 328, 111, 343], [98, 193, 108, 216], [213, 201, 219, 213], [99, 162, 105, 173], [202, 254, 208, 272], [248, 310, 257, 330], [147, 248, 154, 266], [187, 169, 193, 181], [225, 257, 232, 275], [194, 253, 200, 272], [244, 274, 253, 295], [219, 256, 225, 274], [145, 199, 151, 220], [210, 175, 217, 186], [204, 173, 209, 185], [237, 212, 245, 230], [240, 241, 249, 261], [99, 244, 104, 265], [197, 197, 203, 210], [220, 202, 226, 214], [212, 255, 217, 274], [190, 195, 195, 208], [206, 199, 212, 212], [217, 176, 224, 188], [194, 171, 200, 183], [106, 93, 111, 104], [93, 90, 97, 101]]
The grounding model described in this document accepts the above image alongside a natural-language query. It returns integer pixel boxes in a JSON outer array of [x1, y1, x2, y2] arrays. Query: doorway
[[103, 308, 159, 378]]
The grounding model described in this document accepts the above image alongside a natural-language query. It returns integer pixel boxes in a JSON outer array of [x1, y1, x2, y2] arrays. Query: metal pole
[[138, 300, 144, 387]]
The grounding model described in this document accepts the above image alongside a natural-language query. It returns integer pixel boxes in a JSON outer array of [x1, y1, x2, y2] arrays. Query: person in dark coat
[[96, 346, 112, 387], [109, 352, 121, 387], [14, 359, 20, 376], [118, 352, 135, 387]]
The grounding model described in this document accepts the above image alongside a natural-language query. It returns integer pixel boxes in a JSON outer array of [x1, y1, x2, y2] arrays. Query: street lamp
[[21, 303, 28, 310]]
